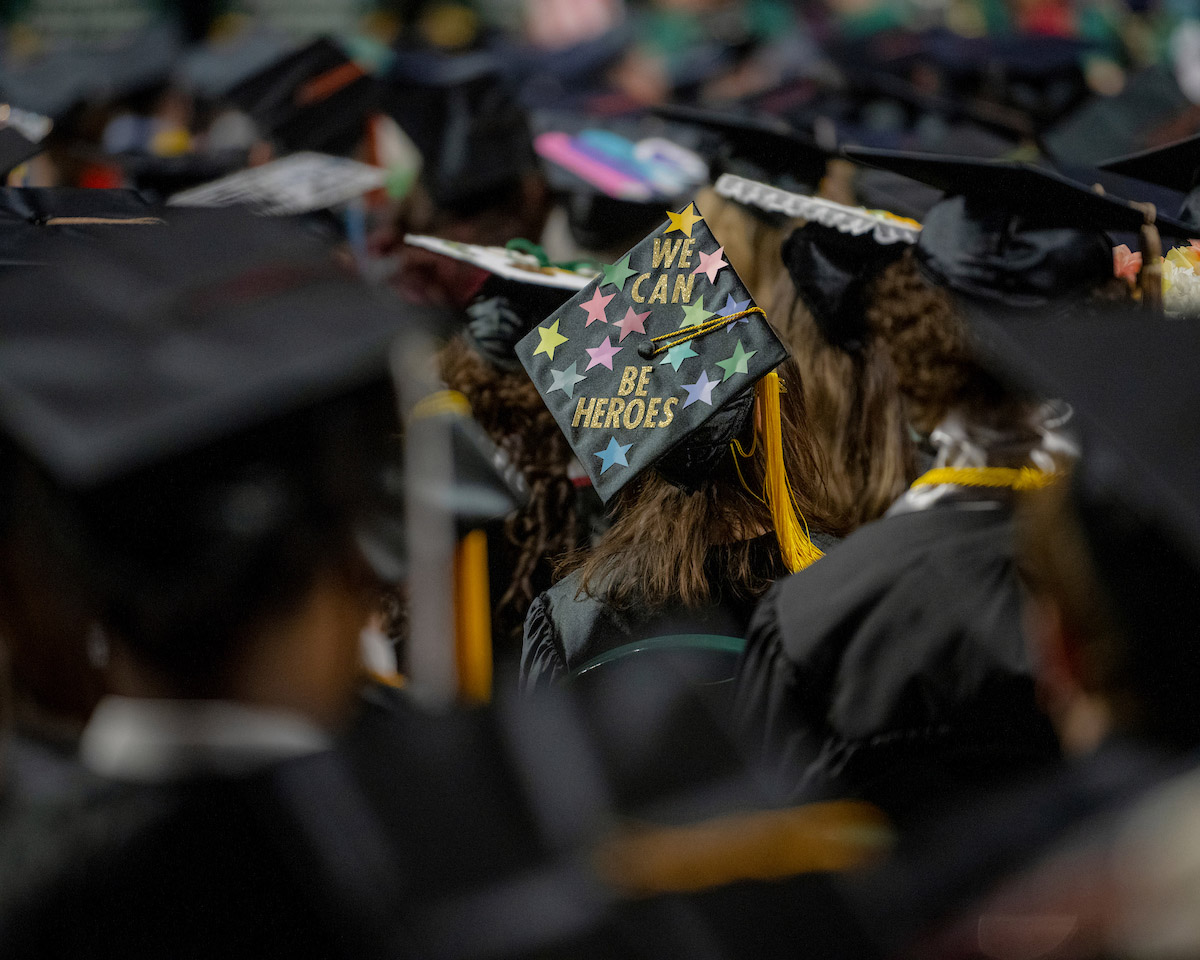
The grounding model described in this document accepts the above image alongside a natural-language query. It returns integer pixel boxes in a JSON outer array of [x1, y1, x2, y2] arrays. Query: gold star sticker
[[533, 319, 569, 361], [665, 202, 703, 238]]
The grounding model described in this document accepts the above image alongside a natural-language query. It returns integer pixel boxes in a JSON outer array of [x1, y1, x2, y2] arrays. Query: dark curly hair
[[438, 336, 583, 650]]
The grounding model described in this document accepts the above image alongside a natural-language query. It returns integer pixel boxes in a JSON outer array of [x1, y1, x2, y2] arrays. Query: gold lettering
[[644, 397, 662, 428], [651, 238, 684, 269], [658, 397, 678, 428], [617, 366, 639, 396], [589, 398, 608, 428], [677, 238, 696, 269], [630, 273, 651, 303], [671, 274, 696, 304], [572, 397, 595, 428], [648, 274, 669, 304], [635, 365, 653, 397], [623, 398, 646, 429], [604, 397, 626, 428]]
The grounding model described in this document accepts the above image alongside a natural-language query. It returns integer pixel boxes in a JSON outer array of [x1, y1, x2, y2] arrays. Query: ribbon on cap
[[638, 307, 766, 359]]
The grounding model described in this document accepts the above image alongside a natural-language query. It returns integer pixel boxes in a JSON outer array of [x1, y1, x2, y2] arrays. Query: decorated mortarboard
[[404, 234, 599, 370], [709, 173, 922, 352], [225, 37, 380, 156], [516, 201, 823, 571], [1099, 134, 1200, 227], [845, 146, 1196, 311]]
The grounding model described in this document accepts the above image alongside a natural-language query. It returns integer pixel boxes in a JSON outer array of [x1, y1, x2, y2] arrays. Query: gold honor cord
[[911, 466, 1061, 492], [641, 306, 766, 358]]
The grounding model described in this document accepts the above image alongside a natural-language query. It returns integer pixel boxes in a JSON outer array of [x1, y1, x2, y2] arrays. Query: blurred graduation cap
[[650, 103, 832, 194], [517, 201, 822, 571], [0, 187, 161, 268], [1099, 134, 1200, 227], [845, 146, 1195, 310], [0, 125, 45, 179], [109, 148, 251, 200], [225, 37, 380, 156], [405, 233, 598, 370], [379, 52, 537, 211]]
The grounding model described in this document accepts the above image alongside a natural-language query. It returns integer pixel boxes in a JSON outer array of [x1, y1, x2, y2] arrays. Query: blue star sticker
[[681, 369, 718, 408], [594, 436, 632, 474], [717, 294, 752, 332], [548, 361, 587, 398], [659, 341, 698, 372]]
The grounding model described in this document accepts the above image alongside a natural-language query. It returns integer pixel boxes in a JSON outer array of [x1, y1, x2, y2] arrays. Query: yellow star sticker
[[533, 319, 569, 361], [665, 202, 703, 238]]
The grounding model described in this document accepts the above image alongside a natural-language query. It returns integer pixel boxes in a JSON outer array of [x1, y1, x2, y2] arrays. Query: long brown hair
[[766, 264, 915, 530], [439, 337, 582, 646], [565, 353, 831, 611]]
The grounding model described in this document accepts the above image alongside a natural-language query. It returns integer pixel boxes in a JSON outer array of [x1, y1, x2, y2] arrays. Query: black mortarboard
[[380, 52, 537, 211], [404, 234, 598, 369], [650, 103, 831, 193], [0, 125, 43, 178], [845, 147, 1195, 308], [0, 207, 443, 490], [110, 148, 251, 200], [1099, 134, 1200, 226], [0, 187, 160, 268], [516, 202, 788, 502], [225, 37, 380, 156]]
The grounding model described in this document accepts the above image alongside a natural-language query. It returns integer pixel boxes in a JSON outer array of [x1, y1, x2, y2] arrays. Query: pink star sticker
[[616, 307, 650, 342], [579, 288, 615, 326], [585, 335, 623, 371], [692, 246, 727, 284]]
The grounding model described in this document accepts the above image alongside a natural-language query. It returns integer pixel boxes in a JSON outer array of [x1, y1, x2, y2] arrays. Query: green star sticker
[[601, 255, 636, 292], [532, 319, 569, 361], [659, 341, 698, 372], [715, 339, 757, 382], [678, 296, 713, 329]]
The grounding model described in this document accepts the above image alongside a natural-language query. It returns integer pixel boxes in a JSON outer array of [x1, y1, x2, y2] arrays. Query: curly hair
[[438, 337, 583, 650], [565, 352, 832, 611], [766, 266, 915, 530]]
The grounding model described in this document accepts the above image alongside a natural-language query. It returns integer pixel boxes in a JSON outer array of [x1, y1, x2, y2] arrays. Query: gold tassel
[[756, 371, 824, 573], [453, 529, 493, 704]]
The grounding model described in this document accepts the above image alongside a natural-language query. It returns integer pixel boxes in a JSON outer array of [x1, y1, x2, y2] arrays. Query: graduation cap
[[844, 146, 1196, 311], [0, 125, 44, 179], [110, 148, 251, 200], [225, 37, 380, 156], [971, 303, 1200, 744], [1099, 134, 1200, 227], [380, 52, 537, 211], [404, 234, 598, 370], [0, 187, 161, 268], [517, 201, 822, 571]]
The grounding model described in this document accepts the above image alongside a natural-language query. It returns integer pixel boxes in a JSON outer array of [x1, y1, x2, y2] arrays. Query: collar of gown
[[80, 695, 333, 783]]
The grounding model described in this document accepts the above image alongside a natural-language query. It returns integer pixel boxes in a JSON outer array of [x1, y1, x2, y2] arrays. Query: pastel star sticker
[[693, 246, 727, 283], [681, 369, 718, 408], [585, 335, 623, 371], [679, 296, 714, 329], [548, 361, 587, 398], [665, 202, 703, 238], [718, 294, 752, 332], [594, 436, 632, 474], [533, 319, 569, 361], [715, 339, 757, 382], [579, 288, 614, 326], [601, 255, 636, 291], [659, 341, 698, 372], [616, 306, 650, 342]]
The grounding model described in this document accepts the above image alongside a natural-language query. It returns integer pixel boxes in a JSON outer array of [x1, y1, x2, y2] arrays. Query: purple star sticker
[[585, 335, 623, 371], [718, 294, 751, 332], [681, 369, 718, 408]]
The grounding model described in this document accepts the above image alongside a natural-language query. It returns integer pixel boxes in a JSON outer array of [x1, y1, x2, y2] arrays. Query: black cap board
[[0, 207, 445, 490], [0, 187, 161, 267], [0, 125, 43, 178], [516, 202, 789, 502], [1098, 133, 1200, 194], [845, 146, 1196, 308]]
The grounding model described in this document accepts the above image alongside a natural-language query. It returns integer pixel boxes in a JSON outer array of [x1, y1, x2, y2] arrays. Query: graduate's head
[[990, 305, 1200, 752], [0, 210, 441, 724], [518, 202, 830, 608]]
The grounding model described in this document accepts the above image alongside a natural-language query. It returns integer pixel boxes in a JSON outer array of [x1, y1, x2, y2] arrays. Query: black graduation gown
[[733, 503, 1061, 825], [520, 533, 789, 692]]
